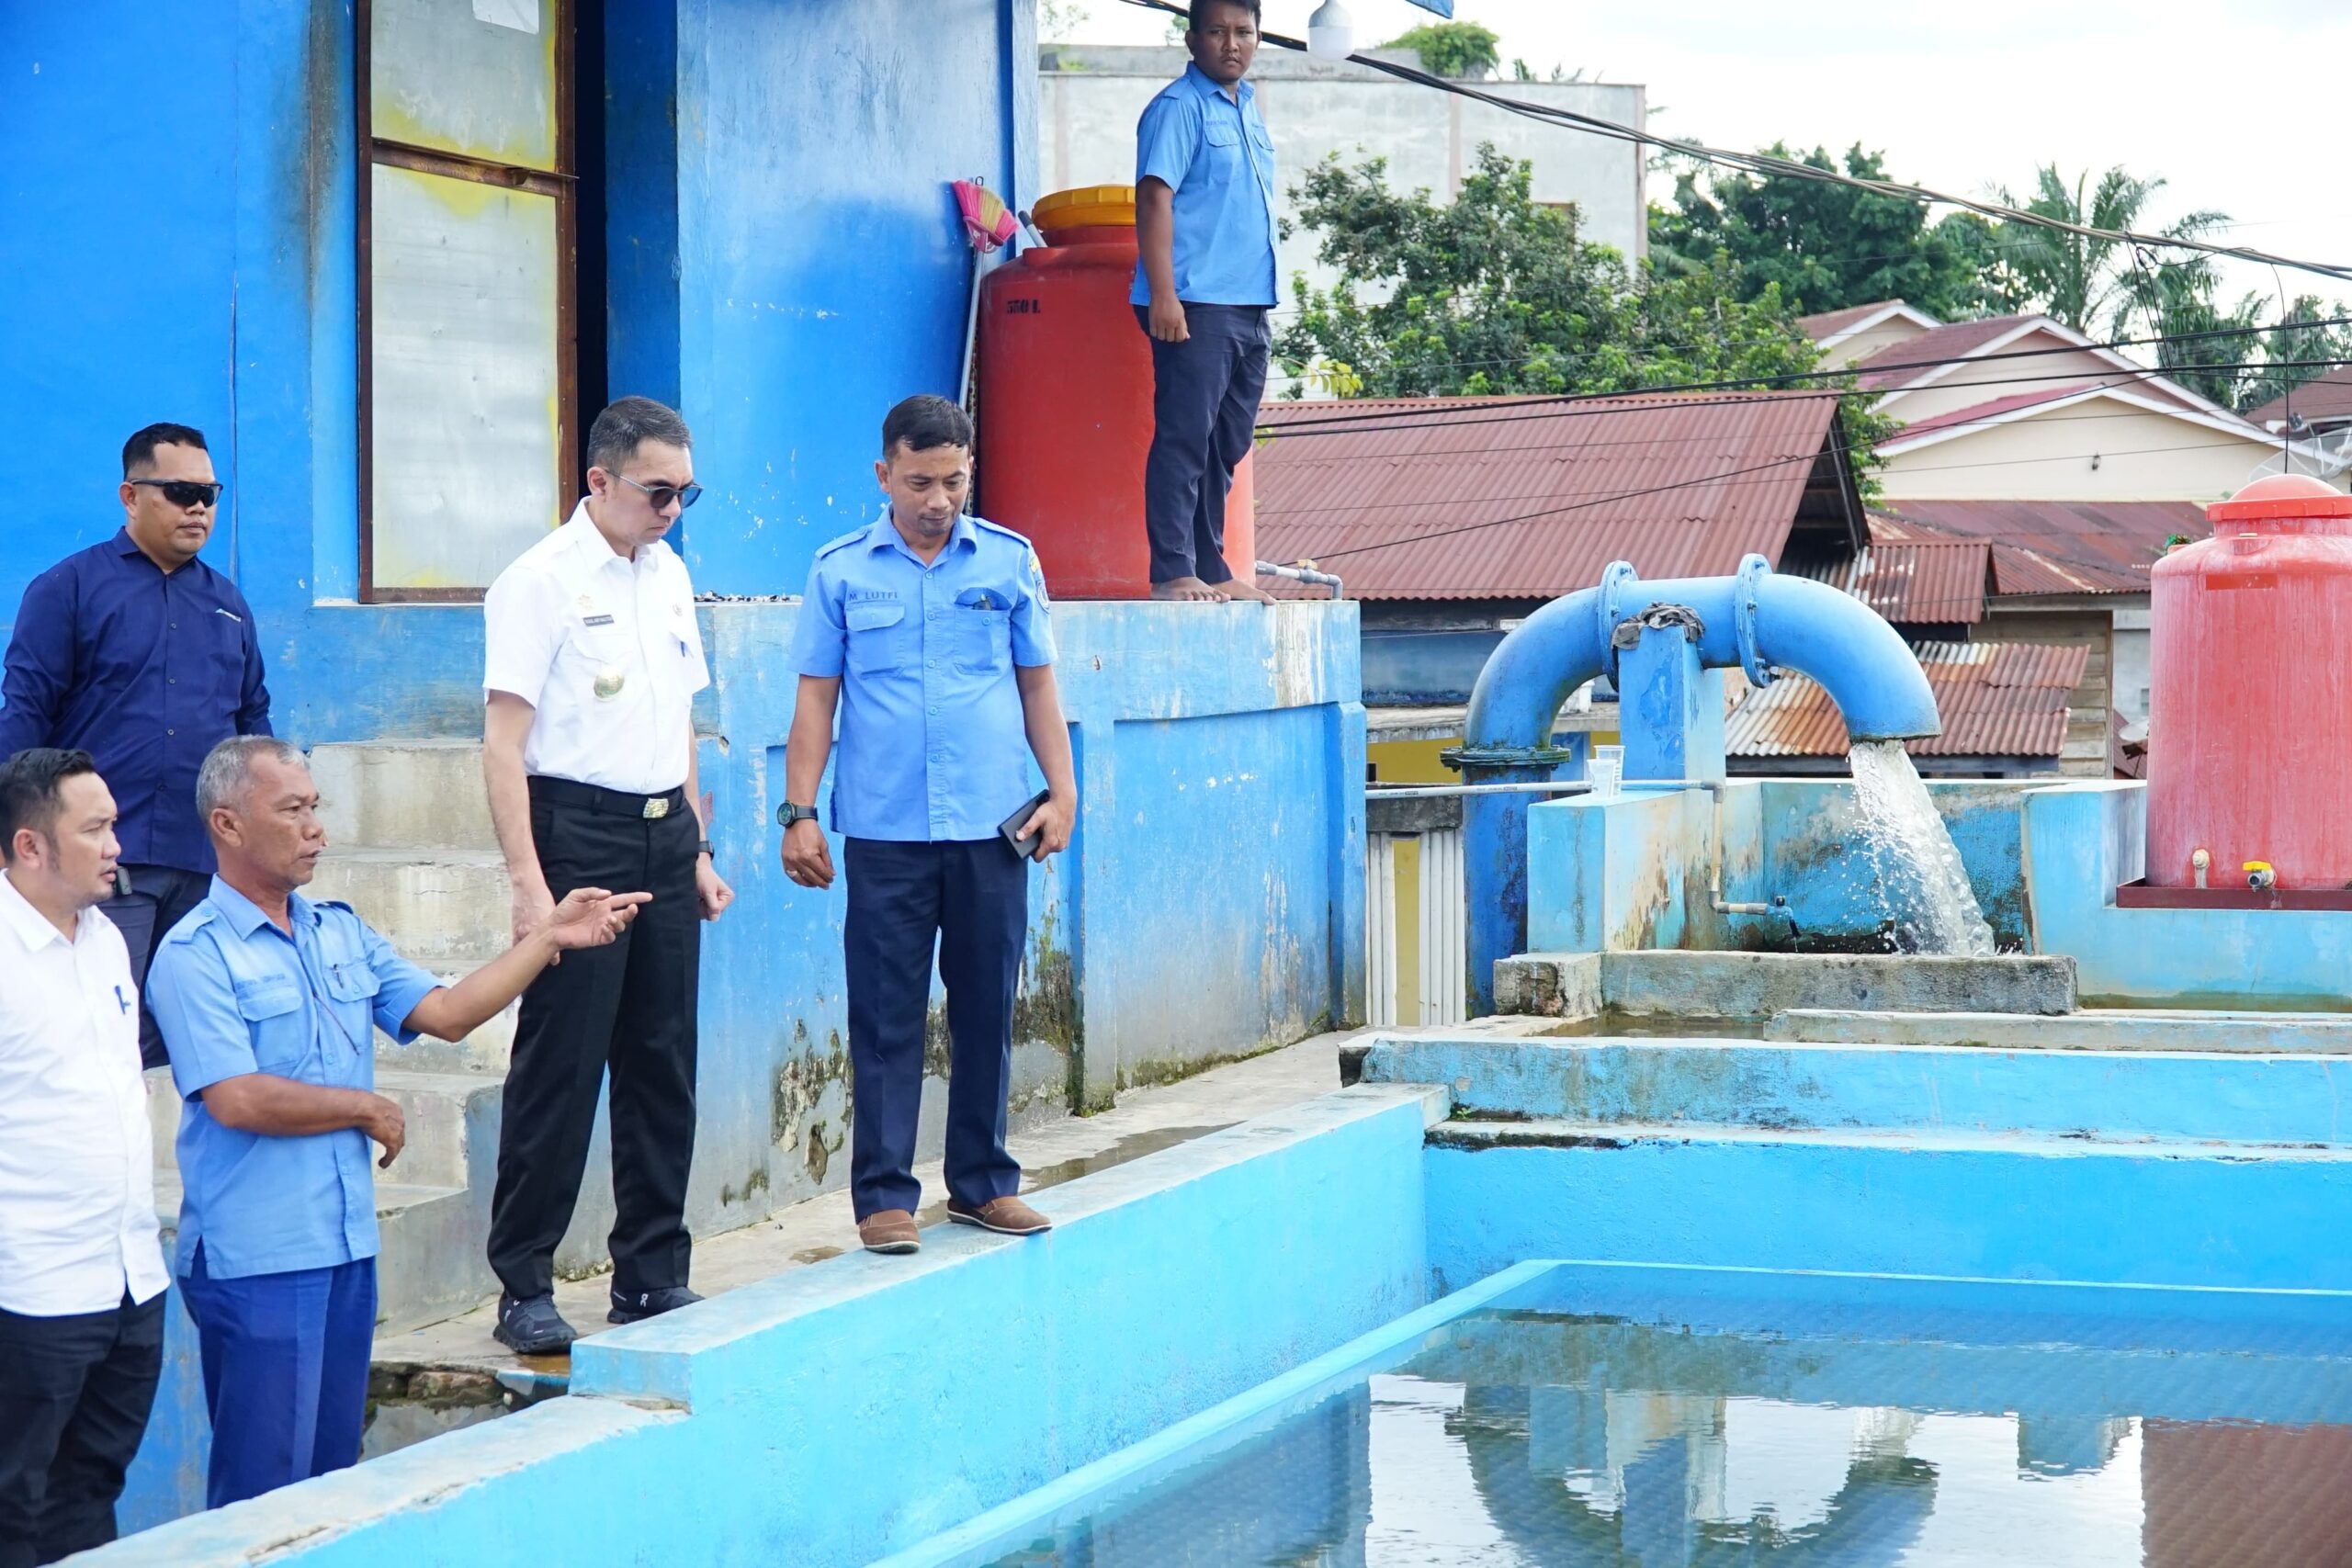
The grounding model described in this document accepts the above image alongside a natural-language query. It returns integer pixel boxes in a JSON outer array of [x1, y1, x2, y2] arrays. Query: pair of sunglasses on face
[[130, 479, 224, 510], [614, 473, 704, 512]]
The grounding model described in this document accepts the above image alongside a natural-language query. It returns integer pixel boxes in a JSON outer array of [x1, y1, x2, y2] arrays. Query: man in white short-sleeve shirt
[[478, 396, 733, 1356], [0, 749, 170, 1566]]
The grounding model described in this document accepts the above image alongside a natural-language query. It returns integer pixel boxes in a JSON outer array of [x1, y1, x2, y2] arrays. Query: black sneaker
[[608, 1285, 705, 1325], [492, 1292, 579, 1356]]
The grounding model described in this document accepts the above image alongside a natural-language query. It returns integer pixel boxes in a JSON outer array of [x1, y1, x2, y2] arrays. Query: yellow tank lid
[[1032, 185, 1136, 233]]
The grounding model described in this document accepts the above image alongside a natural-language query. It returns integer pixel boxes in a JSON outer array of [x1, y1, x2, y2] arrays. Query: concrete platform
[[367, 1029, 1355, 1402], [1770, 1008, 2352, 1053], [1496, 949, 2078, 1020]]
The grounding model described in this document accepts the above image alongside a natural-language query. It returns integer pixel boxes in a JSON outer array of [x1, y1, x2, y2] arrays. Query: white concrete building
[[1036, 45, 1647, 310]]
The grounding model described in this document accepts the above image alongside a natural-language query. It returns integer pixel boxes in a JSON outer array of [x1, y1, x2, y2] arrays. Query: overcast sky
[[1059, 0, 2352, 312]]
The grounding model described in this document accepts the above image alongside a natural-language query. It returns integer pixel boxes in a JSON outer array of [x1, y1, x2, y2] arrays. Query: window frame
[[356, 0, 580, 604]]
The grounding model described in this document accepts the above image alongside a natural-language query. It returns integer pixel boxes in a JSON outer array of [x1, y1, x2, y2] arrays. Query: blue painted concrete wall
[[2024, 782, 2352, 1010], [11, 0, 1370, 1531], [1524, 779, 2033, 957], [85, 1088, 1438, 1568]]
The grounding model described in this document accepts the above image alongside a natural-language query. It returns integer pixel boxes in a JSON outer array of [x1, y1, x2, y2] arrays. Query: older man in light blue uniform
[[1132, 0, 1279, 604], [778, 395, 1078, 1256], [150, 737, 644, 1507]]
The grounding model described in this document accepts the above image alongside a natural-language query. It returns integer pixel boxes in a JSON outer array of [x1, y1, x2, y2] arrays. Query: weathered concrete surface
[[372, 1032, 1350, 1383], [1490, 951, 1603, 1018], [2026, 782, 2352, 1011], [311, 739, 499, 856], [89, 1068, 1432, 1568], [1771, 1009, 2352, 1054], [1494, 949, 2077, 1019]]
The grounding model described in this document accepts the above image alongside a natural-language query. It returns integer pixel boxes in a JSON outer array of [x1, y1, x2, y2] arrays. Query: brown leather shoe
[[947, 1195, 1053, 1236], [857, 1210, 921, 1255]]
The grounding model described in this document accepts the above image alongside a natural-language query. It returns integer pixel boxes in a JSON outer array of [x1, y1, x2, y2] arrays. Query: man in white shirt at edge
[[479, 396, 734, 1356], [0, 749, 170, 1567]]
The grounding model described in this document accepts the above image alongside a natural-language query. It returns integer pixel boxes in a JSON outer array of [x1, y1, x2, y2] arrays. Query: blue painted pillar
[[1616, 617, 1725, 784]]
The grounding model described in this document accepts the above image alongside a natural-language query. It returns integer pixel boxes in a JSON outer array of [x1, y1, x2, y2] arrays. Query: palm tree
[[1996, 164, 2229, 339]]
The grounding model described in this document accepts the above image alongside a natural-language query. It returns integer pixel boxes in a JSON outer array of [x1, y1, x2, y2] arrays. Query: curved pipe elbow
[[1461, 587, 1609, 755], [1460, 561, 1941, 755], [1750, 574, 1941, 741]]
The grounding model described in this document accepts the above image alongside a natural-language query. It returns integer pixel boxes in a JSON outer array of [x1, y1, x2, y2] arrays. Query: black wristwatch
[[776, 801, 819, 828], [696, 839, 714, 859]]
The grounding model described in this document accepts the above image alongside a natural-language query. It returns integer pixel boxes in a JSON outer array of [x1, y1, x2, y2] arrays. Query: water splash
[[1847, 739, 1996, 956]]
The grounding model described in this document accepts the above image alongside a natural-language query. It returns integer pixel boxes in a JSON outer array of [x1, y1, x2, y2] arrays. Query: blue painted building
[[3, 0, 1368, 1533]]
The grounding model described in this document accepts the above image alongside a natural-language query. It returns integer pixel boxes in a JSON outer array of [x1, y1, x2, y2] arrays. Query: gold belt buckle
[[642, 795, 670, 820]]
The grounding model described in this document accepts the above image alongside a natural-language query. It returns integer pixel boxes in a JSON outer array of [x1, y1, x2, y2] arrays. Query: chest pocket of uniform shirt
[[322, 960, 381, 1052], [1204, 118, 1242, 166], [845, 601, 907, 675], [953, 591, 1012, 674], [233, 976, 308, 1072], [205, 608, 248, 713]]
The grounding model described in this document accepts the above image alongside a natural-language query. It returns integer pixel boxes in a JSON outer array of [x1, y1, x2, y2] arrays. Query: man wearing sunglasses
[[0, 423, 272, 1072], [478, 396, 732, 1355]]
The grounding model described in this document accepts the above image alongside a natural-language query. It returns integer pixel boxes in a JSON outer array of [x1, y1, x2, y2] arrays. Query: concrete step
[[311, 739, 496, 855], [383, 999, 515, 1077], [307, 848, 510, 968], [1429, 1118, 2352, 1158], [146, 1068, 499, 1192]]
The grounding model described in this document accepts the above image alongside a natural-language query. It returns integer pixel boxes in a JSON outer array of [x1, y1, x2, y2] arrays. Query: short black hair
[[881, 395, 975, 458], [122, 423, 209, 478], [0, 748, 98, 862], [586, 396, 693, 476], [1189, 0, 1261, 28]]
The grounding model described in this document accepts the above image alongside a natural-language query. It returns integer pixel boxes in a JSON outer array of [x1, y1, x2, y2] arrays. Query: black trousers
[[0, 1291, 165, 1568], [1136, 302, 1272, 587], [843, 837, 1027, 1219], [100, 863, 211, 1071], [488, 778, 701, 1300]]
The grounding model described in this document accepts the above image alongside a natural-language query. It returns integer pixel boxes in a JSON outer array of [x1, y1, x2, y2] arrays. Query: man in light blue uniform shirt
[[150, 737, 645, 1508], [779, 395, 1077, 1256], [1132, 0, 1279, 604]]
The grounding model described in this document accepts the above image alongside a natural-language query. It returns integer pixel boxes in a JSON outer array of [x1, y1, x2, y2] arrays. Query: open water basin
[[92, 1033, 2352, 1568], [918, 1262, 2352, 1567]]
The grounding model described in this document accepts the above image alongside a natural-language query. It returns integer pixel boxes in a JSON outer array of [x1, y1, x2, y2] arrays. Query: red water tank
[[976, 185, 1255, 599], [2147, 474, 2352, 887]]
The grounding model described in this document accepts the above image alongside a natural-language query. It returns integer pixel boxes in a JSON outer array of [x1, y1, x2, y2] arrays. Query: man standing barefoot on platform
[[1134, 0, 1279, 604]]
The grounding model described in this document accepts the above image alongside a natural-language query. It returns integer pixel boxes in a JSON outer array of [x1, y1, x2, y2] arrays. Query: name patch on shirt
[[582, 614, 616, 627]]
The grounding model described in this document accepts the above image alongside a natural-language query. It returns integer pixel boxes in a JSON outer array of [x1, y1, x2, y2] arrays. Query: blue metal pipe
[[1452, 556, 1941, 1013]]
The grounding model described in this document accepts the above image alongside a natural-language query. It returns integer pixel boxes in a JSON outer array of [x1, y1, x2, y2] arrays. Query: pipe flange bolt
[[1734, 553, 1775, 688], [1442, 743, 1583, 771], [1597, 559, 1641, 684]]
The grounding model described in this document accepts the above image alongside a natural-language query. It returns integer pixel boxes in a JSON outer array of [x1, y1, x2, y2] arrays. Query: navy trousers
[[1136, 303, 1272, 587], [0, 1292, 164, 1568], [100, 863, 211, 1071], [178, 1247, 374, 1509], [842, 837, 1027, 1218]]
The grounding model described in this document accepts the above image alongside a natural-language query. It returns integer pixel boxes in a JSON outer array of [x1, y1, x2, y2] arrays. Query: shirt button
[[169, 622, 178, 630], [166, 728, 175, 737]]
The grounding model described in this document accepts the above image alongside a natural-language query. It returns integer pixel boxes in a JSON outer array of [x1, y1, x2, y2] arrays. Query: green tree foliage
[[1385, 20, 1501, 78], [1995, 164, 2228, 337], [1277, 145, 1897, 486], [1649, 145, 2018, 321], [2235, 296, 2352, 414]]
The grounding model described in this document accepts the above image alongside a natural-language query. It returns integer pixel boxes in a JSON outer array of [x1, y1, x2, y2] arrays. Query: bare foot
[[1214, 578, 1275, 604], [1149, 576, 1228, 603]]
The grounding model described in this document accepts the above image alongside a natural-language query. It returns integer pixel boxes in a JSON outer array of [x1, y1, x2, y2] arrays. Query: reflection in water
[[979, 1272, 2352, 1566]]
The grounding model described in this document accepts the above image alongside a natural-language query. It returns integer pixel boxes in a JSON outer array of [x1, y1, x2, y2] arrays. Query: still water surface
[[983, 1269, 2352, 1566]]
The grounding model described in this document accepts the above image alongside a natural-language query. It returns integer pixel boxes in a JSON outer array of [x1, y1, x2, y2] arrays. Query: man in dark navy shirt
[[0, 423, 272, 1067]]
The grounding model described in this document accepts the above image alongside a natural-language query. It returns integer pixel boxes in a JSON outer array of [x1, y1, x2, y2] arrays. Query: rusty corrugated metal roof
[[1792, 540, 1991, 625], [1871, 501, 2197, 595], [1725, 639, 2089, 759], [2245, 368, 2352, 428], [1253, 391, 1852, 601]]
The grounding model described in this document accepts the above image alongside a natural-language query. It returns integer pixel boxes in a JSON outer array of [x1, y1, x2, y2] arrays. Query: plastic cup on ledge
[[1590, 745, 1623, 803]]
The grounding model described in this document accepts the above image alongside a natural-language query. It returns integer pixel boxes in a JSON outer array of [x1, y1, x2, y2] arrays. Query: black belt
[[529, 775, 689, 821]]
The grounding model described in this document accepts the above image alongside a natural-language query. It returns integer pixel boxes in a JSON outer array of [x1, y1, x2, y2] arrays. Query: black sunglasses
[[615, 473, 704, 512], [129, 479, 224, 510]]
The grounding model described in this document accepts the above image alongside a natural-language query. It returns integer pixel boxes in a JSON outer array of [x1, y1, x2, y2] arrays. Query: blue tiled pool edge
[[871, 1260, 1558, 1568]]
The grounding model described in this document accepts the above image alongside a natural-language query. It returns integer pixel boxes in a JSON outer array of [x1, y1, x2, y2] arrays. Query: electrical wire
[[1116, 0, 2352, 288]]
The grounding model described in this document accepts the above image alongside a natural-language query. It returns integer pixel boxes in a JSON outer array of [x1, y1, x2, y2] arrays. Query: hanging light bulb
[[1306, 0, 1355, 62]]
